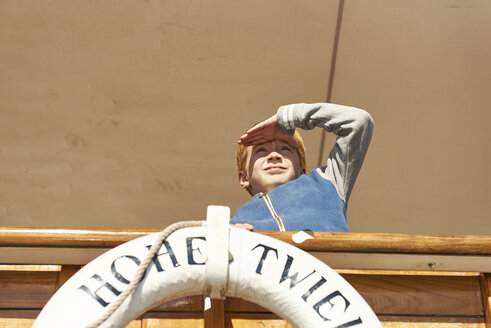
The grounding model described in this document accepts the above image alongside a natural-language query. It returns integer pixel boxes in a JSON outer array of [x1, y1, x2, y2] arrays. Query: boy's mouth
[[265, 165, 286, 172]]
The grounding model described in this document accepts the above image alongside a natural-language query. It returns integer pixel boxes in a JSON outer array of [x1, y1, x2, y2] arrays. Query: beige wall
[[335, 0, 491, 234], [0, 0, 489, 235]]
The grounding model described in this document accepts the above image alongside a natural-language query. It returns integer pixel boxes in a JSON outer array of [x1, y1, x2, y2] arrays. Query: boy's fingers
[[247, 124, 264, 133], [238, 128, 263, 141], [243, 138, 267, 147], [238, 114, 279, 145], [238, 133, 270, 145], [249, 120, 268, 131], [244, 128, 266, 139], [233, 223, 255, 231]]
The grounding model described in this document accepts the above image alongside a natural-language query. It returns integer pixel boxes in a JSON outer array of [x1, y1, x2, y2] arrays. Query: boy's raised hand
[[237, 115, 298, 149], [233, 223, 254, 231]]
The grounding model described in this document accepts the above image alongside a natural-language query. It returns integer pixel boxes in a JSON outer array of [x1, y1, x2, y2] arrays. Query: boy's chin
[[250, 173, 297, 193], [265, 178, 293, 191]]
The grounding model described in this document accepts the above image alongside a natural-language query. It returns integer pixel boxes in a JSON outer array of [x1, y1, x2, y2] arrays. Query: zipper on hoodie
[[260, 193, 285, 231]]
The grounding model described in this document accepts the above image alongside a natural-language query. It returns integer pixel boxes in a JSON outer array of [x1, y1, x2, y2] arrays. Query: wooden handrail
[[0, 226, 156, 248], [2, 226, 491, 255], [265, 231, 491, 255]]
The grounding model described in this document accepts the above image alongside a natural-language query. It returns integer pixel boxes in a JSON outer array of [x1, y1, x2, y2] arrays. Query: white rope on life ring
[[33, 206, 381, 328]]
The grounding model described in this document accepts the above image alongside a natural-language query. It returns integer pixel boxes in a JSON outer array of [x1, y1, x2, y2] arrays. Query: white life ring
[[34, 207, 381, 328]]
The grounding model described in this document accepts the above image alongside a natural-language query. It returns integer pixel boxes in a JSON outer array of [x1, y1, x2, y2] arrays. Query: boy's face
[[239, 138, 304, 195]]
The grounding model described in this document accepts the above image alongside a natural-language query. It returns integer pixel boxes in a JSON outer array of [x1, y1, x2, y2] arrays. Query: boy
[[231, 103, 373, 232]]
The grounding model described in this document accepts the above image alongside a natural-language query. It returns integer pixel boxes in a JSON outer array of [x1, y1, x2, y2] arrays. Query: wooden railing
[[1, 227, 490, 327]]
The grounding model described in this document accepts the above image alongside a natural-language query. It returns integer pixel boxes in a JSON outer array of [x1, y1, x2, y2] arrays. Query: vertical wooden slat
[[0, 270, 57, 308], [204, 298, 225, 328], [225, 297, 270, 313], [142, 312, 203, 328], [344, 274, 483, 316], [379, 315, 484, 327], [124, 318, 142, 328], [0, 310, 40, 328], [56, 265, 82, 290], [225, 313, 293, 328], [480, 273, 491, 328]]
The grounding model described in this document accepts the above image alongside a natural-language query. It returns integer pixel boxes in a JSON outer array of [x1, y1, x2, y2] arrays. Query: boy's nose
[[267, 151, 282, 161]]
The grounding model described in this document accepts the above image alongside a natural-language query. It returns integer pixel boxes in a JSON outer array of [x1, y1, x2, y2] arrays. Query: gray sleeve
[[277, 103, 374, 203]]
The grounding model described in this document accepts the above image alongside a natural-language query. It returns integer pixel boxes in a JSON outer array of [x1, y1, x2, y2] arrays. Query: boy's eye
[[281, 146, 292, 152]]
